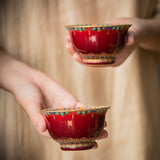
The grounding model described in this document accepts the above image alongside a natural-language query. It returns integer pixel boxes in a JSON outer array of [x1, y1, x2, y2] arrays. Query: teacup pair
[[41, 23, 131, 151]]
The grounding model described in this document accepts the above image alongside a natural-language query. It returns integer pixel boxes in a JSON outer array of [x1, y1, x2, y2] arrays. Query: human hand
[[0, 51, 108, 148], [65, 17, 150, 66]]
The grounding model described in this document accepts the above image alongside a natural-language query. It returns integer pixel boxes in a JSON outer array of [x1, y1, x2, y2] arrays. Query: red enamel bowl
[[41, 106, 110, 151], [65, 24, 131, 66]]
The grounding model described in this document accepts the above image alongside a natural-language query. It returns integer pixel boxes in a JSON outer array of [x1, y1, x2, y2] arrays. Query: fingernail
[[92, 142, 98, 149], [97, 130, 108, 140], [65, 43, 69, 49], [101, 133, 108, 139], [126, 32, 135, 46], [104, 121, 107, 127], [73, 54, 77, 59], [76, 102, 86, 107], [66, 34, 70, 40], [92, 146, 97, 149]]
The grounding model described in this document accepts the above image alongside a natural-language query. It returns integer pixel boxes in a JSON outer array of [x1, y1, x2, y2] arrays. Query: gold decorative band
[[82, 58, 115, 63], [61, 142, 94, 149], [65, 24, 132, 28], [56, 137, 95, 144]]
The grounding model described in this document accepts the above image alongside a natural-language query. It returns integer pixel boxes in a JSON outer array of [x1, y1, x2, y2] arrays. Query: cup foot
[[82, 57, 115, 66], [60, 142, 94, 151]]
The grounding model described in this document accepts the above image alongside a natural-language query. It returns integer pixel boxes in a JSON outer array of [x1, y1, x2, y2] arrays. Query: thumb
[[32, 110, 46, 132], [34, 74, 80, 108], [25, 102, 46, 132], [126, 31, 135, 46], [26, 104, 51, 138]]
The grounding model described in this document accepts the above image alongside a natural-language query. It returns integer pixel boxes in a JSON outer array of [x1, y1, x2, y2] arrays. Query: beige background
[[0, 0, 160, 160]]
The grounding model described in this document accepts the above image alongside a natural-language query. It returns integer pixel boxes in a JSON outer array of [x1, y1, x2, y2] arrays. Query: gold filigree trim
[[82, 58, 115, 63], [65, 24, 132, 28], [56, 137, 95, 144], [61, 142, 94, 149]]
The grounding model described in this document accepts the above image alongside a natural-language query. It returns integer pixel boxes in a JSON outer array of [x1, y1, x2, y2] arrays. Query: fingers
[[92, 129, 108, 149], [125, 31, 135, 46], [40, 130, 51, 138], [104, 121, 107, 127], [14, 85, 48, 134], [73, 53, 83, 64], [109, 17, 143, 46], [22, 100, 47, 133], [19, 99, 49, 137], [110, 40, 136, 67], [97, 130, 108, 140], [33, 72, 80, 108], [32, 112, 51, 138], [65, 34, 83, 64], [23, 102, 51, 138], [65, 34, 74, 56], [33, 111, 46, 132], [66, 34, 71, 42], [76, 102, 86, 107], [65, 42, 83, 64], [92, 141, 98, 149], [65, 42, 75, 56]]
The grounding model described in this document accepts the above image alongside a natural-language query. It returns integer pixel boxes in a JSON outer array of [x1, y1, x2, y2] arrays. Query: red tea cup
[[65, 24, 131, 66], [41, 106, 110, 151]]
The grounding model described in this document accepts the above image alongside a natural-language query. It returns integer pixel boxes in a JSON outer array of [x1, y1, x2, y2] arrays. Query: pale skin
[[0, 49, 107, 149], [0, 16, 160, 149]]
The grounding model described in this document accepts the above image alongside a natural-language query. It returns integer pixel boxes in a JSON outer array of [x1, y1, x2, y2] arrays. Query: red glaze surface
[[45, 112, 105, 139], [69, 29, 128, 54], [42, 106, 110, 150]]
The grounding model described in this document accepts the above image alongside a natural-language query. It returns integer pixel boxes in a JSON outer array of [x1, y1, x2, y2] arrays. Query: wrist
[[0, 51, 33, 93], [134, 19, 150, 46], [138, 18, 160, 51]]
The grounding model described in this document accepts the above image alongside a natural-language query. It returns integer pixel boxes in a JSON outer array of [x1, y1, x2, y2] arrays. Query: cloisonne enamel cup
[[41, 106, 110, 151], [65, 24, 131, 66]]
